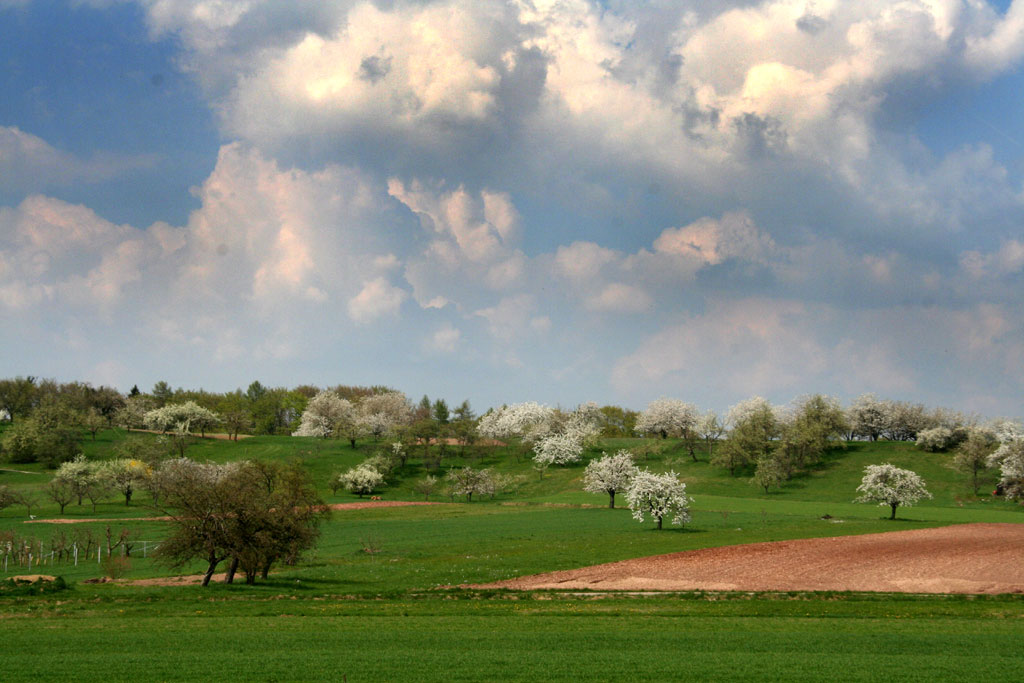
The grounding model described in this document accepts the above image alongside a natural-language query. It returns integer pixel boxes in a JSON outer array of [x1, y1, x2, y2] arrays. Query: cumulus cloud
[[347, 277, 407, 323]]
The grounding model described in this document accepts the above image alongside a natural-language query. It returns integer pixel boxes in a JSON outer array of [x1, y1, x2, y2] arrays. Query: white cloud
[[585, 283, 652, 313], [653, 211, 774, 265], [960, 239, 1024, 278], [347, 277, 407, 323], [474, 294, 547, 342], [425, 322, 462, 354]]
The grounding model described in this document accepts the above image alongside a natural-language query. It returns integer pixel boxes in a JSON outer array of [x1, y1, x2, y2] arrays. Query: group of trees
[[152, 459, 326, 586], [582, 450, 692, 529]]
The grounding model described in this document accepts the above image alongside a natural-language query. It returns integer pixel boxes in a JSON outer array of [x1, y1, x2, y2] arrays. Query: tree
[[0, 376, 37, 424], [291, 390, 354, 439], [334, 465, 385, 498], [445, 466, 495, 502], [635, 398, 698, 440], [532, 431, 584, 466], [752, 454, 787, 493], [583, 450, 638, 508], [847, 393, 887, 441], [82, 408, 106, 441], [854, 463, 932, 519], [101, 459, 150, 505], [713, 398, 777, 476], [624, 469, 692, 530], [696, 410, 725, 460], [477, 402, 554, 444], [778, 394, 847, 469], [412, 475, 440, 501], [55, 454, 98, 507], [953, 428, 995, 495], [154, 459, 326, 586], [45, 477, 75, 514], [144, 401, 221, 436], [116, 394, 155, 431], [987, 423, 1024, 500], [357, 391, 413, 440]]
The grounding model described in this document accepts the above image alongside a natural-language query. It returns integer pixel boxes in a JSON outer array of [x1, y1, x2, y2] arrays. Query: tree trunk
[[656, 516, 663, 530], [889, 503, 898, 520], [225, 556, 239, 584], [608, 491, 615, 509], [201, 553, 220, 587], [261, 563, 271, 580]]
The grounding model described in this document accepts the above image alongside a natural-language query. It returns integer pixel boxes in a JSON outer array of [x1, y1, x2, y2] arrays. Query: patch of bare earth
[[25, 517, 173, 524], [478, 523, 1024, 594], [327, 501, 446, 511]]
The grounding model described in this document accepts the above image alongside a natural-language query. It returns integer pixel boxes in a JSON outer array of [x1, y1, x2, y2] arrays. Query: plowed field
[[480, 523, 1024, 594]]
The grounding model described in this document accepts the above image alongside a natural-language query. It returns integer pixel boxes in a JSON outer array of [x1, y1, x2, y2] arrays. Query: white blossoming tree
[[854, 463, 932, 519], [583, 450, 639, 508], [532, 431, 585, 467], [478, 402, 555, 443], [292, 390, 355, 439], [625, 469, 692, 530], [635, 398, 698, 439], [144, 401, 221, 437], [356, 391, 412, 441], [333, 465, 385, 498], [987, 421, 1024, 500]]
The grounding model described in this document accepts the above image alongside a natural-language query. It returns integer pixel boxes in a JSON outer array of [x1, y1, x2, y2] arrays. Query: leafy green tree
[[0, 376, 37, 424], [714, 399, 777, 476], [954, 429, 996, 495]]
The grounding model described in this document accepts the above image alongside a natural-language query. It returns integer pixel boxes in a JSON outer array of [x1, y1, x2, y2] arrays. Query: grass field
[[2, 429, 1023, 680]]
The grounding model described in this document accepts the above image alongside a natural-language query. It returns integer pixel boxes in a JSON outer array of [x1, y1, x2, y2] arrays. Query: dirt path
[[24, 500, 445, 524], [326, 501, 446, 510], [478, 523, 1024, 594]]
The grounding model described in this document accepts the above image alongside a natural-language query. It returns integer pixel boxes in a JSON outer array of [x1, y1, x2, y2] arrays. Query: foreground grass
[[3, 591, 1023, 681]]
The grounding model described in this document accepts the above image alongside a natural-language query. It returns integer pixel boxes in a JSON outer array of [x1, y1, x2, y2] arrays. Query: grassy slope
[[2, 430, 1023, 680]]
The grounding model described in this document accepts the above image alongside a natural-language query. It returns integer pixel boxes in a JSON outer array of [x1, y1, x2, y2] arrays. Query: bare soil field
[[480, 523, 1024, 594], [326, 501, 445, 510]]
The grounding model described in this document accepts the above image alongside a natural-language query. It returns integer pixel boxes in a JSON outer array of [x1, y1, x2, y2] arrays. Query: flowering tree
[[356, 391, 412, 440], [100, 458, 151, 505], [696, 410, 725, 459], [532, 431, 584, 466], [292, 390, 355, 439], [635, 398, 698, 439], [144, 401, 221, 436], [847, 393, 888, 440], [55, 454, 99, 507], [583, 450, 639, 508], [478, 402, 555, 443], [445, 466, 495, 502], [854, 463, 932, 519], [987, 422, 1024, 500], [624, 469, 692, 529], [333, 465, 385, 498]]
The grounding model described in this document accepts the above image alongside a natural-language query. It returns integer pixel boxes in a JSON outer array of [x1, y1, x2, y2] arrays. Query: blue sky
[[2, 0, 1024, 417]]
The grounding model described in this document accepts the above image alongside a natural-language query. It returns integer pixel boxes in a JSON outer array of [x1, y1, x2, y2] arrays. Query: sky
[[2, 0, 1024, 417]]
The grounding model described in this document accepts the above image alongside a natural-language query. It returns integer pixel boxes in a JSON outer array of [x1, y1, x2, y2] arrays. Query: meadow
[[2, 429, 1024, 681]]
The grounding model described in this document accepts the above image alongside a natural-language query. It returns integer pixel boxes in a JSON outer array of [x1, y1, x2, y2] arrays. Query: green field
[[2, 431, 1023, 680]]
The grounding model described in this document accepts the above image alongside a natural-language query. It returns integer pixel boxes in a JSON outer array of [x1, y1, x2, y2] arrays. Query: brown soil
[[478, 523, 1024, 594], [326, 501, 446, 510], [25, 516, 173, 524], [25, 501, 443, 525], [9, 575, 57, 583]]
